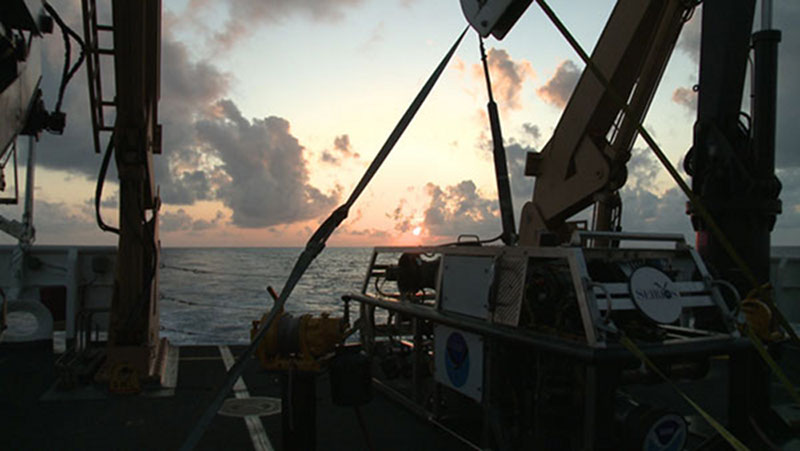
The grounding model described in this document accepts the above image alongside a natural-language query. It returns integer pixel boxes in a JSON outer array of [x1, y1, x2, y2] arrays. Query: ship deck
[[2, 339, 799, 450], [0, 342, 470, 450]]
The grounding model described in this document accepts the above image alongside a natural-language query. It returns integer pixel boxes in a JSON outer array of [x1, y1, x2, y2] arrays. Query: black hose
[[43, 2, 86, 115], [479, 36, 517, 245], [95, 133, 119, 234]]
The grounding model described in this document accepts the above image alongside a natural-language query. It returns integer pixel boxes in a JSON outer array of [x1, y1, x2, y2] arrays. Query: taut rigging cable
[[179, 26, 470, 450]]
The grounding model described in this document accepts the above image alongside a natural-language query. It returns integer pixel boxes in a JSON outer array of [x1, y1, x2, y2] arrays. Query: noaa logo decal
[[445, 332, 470, 387], [644, 414, 687, 451], [629, 267, 682, 324]]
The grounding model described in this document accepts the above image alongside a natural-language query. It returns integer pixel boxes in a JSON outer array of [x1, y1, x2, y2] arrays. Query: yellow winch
[[250, 308, 344, 372], [739, 283, 784, 342]]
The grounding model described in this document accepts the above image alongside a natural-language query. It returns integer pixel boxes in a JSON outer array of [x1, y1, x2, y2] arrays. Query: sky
[[2, 0, 799, 247]]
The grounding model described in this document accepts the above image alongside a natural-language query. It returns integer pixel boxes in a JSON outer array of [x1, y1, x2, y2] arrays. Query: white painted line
[[218, 346, 274, 451]]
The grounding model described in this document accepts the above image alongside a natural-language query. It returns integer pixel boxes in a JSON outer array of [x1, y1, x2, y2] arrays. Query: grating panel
[[492, 255, 526, 326]]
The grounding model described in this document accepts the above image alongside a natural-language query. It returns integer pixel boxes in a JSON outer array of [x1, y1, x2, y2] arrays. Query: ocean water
[[158, 245, 800, 345], [159, 247, 372, 345]]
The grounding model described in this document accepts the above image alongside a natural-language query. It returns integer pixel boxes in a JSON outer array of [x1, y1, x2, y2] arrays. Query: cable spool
[[251, 309, 344, 372]]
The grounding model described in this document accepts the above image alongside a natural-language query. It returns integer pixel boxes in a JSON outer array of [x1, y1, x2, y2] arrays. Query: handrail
[[570, 230, 686, 246]]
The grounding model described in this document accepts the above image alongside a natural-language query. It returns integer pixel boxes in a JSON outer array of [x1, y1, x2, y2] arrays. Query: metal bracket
[[0, 214, 26, 240]]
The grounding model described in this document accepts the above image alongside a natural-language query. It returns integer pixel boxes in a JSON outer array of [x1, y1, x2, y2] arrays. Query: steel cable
[[179, 26, 469, 450]]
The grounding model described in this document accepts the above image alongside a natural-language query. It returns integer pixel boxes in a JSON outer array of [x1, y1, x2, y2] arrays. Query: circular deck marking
[[630, 267, 682, 324], [218, 397, 282, 418]]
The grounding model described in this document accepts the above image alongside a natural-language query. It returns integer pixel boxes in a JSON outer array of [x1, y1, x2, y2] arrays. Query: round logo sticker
[[445, 332, 470, 387], [629, 267, 682, 324]]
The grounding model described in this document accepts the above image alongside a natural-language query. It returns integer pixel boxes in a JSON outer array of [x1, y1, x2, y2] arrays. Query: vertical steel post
[[690, 0, 782, 444], [752, 27, 781, 190], [21, 136, 35, 245], [690, 0, 766, 293], [761, 0, 772, 30], [281, 371, 317, 450], [97, 0, 167, 385], [8, 136, 37, 306]]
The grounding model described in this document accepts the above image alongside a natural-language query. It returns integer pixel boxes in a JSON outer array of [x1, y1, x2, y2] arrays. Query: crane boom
[[518, 0, 692, 245]]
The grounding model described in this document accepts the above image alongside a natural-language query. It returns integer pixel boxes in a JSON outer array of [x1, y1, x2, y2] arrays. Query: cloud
[[420, 180, 500, 239], [676, 5, 701, 63], [82, 191, 118, 210], [160, 40, 230, 123], [160, 209, 194, 232], [389, 180, 503, 241], [447, 136, 534, 234], [388, 199, 413, 233], [624, 147, 660, 191], [452, 57, 466, 75], [472, 48, 534, 110], [619, 158, 800, 245], [160, 208, 225, 232], [320, 151, 338, 165], [29, 8, 343, 230], [32, 0, 101, 177], [359, 22, 385, 53], [537, 60, 580, 109], [775, 2, 800, 167], [340, 227, 390, 240], [32, 14, 230, 207], [522, 123, 541, 142], [504, 142, 535, 201], [672, 86, 697, 112], [321, 134, 359, 165], [334, 134, 351, 154], [614, 148, 692, 236], [620, 186, 693, 238], [36, 199, 94, 232], [100, 191, 118, 209], [191, 211, 226, 231], [775, 167, 800, 228], [154, 37, 231, 205], [0, 199, 112, 245], [195, 99, 339, 228], [202, 0, 367, 49]]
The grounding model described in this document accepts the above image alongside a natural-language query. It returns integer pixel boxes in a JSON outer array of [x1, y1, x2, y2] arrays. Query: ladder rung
[[101, 101, 115, 107], [100, 126, 114, 132], [97, 48, 115, 55], [96, 24, 113, 31]]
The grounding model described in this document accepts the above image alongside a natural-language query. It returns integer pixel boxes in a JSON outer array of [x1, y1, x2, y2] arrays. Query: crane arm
[[462, 0, 694, 246], [519, 0, 692, 245]]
